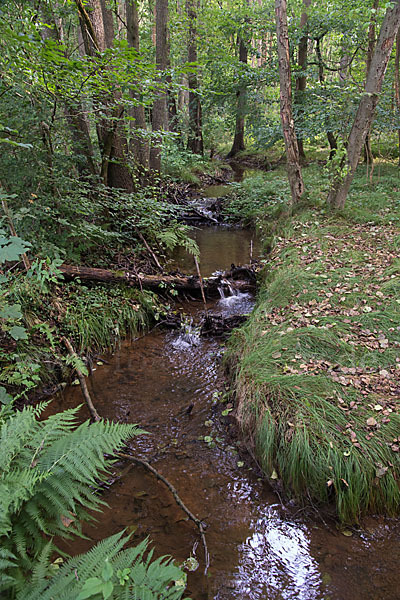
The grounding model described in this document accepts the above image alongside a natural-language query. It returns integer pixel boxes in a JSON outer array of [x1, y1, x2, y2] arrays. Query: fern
[[20, 533, 188, 600], [0, 403, 143, 586]]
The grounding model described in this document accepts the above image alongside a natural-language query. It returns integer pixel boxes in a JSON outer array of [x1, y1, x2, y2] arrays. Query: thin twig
[[117, 451, 210, 575], [194, 256, 208, 315], [62, 337, 101, 422]]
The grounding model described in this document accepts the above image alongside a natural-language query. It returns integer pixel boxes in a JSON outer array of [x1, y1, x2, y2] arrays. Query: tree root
[[117, 451, 210, 575]]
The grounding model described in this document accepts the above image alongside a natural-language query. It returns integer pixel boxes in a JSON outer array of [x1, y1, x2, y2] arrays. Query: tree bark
[[227, 34, 248, 158], [126, 0, 149, 176], [328, 0, 400, 209], [315, 36, 337, 159], [295, 0, 311, 161], [394, 30, 400, 164], [363, 0, 379, 167], [59, 264, 255, 296], [186, 0, 204, 155], [149, 0, 169, 172], [275, 0, 304, 206], [77, 0, 135, 191]]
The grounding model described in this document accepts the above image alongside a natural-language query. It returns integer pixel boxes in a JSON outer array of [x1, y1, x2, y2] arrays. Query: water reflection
[[233, 510, 322, 600]]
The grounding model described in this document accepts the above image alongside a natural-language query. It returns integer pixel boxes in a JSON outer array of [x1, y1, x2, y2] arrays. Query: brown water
[[48, 228, 400, 600], [169, 226, 260, 276]]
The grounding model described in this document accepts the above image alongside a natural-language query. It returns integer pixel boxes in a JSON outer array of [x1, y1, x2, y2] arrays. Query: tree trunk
[[126, 0, 149, 176], [186, 0, 204, 155], [328, 0, 400, 209], [275, 0, 304, 206], [77, 0, 134, 191], [41, 6, 97, 177], [295, 0, 311, 162], [363, 0, 379, 167], [395, 30, 400, 164], [149, 0, 169, 172], [227, 34, 248, 158], [315, 37, 337, 159]]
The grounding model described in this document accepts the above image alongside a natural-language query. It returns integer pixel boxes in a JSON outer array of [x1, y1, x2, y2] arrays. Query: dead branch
[[117, 451, 210, 575], [62, 336, 101, 422]]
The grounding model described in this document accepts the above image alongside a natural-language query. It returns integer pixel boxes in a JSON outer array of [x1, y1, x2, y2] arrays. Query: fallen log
[[59, 264, 256, 297]]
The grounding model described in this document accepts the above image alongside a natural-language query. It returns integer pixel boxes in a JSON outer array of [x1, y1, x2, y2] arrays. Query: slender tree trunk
[[149, 0, 169, 172], [275, 0, 304, 206], [186, 0, 204, 155], [126, 0, 149, 176], [363, 0, 379, 167], [41, 6, 97, 176], [328, 0, 400, 209], [315, 36, 337, 159], [395, 30, 400, 164], [227, 34, 248, 158], [295, 0, 311, 162], [77, 0, 134, 191]]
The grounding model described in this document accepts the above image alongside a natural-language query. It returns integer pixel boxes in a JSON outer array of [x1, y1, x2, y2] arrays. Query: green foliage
[[0, 403, 144, 585], [0, 404, 189, 599]]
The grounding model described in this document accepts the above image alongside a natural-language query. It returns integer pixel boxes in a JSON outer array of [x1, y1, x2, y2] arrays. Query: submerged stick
[[62, 337, 101, 422], [117, 451, 210, 574]]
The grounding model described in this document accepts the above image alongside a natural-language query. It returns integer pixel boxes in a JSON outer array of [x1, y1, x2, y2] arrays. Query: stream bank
[[45, 219, 400, 600]]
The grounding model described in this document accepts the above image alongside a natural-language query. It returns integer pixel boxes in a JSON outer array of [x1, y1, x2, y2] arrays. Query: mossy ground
[[225, 160, 400, 523]]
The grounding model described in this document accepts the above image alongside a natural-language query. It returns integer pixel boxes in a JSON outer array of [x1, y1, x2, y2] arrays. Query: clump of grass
[[62, 285, 156, 353], [226, 170, 400, 522]]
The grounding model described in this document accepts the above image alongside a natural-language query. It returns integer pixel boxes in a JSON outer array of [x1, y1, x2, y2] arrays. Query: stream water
[[47, 227, 400, 600]]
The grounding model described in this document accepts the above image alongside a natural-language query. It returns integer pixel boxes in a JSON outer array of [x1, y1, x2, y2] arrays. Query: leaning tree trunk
[[186, 0, 204, 155], [227, 34, 248, 158], [149, 0, 169, 172], [275, 0, 304, 206], [126, 0, 149, 177], [294, 0, 311, 162], [328, 0, 400, 209]]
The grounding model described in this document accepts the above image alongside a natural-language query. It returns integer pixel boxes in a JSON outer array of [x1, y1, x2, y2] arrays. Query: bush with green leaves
[[0, 402, 190, 599]]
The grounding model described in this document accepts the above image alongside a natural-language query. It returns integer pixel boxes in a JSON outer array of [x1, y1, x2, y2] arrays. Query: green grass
[[226, 161, 400, 523]]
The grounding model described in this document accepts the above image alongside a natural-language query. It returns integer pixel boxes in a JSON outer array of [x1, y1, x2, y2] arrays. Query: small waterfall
[[172, 316, 201, 349]]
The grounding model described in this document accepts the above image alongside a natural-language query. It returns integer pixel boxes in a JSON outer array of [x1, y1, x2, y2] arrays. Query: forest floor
[[225, 160, 400, 523]]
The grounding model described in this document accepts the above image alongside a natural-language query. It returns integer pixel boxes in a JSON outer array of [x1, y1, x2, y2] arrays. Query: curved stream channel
[[48, 227, 400, 600]]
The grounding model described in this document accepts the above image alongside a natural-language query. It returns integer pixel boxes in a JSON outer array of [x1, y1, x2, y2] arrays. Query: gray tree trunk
[[328, 0, 400, 209], [275, 0, 304, 206]]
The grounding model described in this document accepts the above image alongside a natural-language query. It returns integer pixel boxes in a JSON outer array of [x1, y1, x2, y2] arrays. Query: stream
[[47, 223, 400, 600]]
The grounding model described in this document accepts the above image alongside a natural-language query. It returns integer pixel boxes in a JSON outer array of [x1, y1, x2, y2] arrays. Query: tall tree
[[363, 0, 379, 169], [227, 30, 248, 158], [328, 0, 400, 209], [294, 0, 311, 162], [186, 0, 204, 155], [126, 0, 149, 176], [275, 0, 304, 206], [149, 0, 169, 172], [394, 29, 400, 164], [77, 0, 135, 191]]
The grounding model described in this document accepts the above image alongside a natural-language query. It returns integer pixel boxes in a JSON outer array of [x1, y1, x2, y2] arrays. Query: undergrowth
[[226, 161, 400, 523]]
